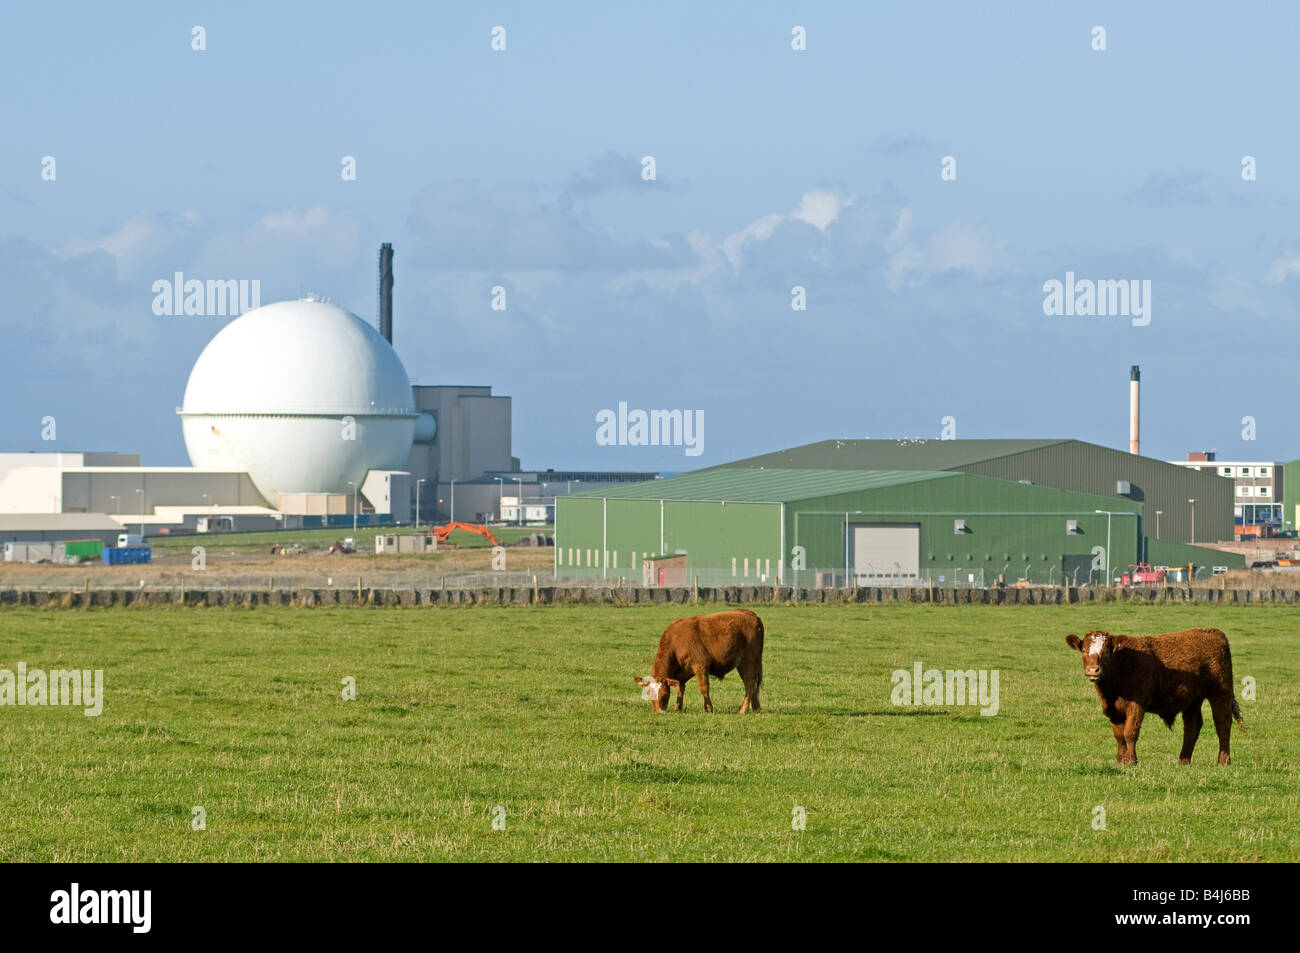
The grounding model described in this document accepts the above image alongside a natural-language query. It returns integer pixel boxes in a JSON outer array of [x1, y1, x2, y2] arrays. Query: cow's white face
[[1066, 631, 1112, 682], [633, 675, 672, 712]]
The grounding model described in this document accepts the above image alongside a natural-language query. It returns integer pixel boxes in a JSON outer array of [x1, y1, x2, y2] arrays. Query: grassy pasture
[[0, 604, 1294, 861]]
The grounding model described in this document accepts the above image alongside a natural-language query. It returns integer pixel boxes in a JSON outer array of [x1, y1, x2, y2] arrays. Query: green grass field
[[0, 604, 1295, 861]]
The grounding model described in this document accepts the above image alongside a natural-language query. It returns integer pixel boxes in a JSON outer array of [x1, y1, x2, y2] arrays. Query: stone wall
[[3, 585, 1299, 608]]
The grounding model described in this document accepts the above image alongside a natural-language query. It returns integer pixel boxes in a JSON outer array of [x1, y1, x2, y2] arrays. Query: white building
[[1168, 453, 1282, 529]]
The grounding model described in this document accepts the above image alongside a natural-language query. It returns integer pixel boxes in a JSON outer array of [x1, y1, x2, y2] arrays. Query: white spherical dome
[[179, 299, 416, 502]]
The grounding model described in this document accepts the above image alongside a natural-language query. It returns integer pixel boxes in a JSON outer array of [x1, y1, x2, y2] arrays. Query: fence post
[[694, 574, 699, 602]]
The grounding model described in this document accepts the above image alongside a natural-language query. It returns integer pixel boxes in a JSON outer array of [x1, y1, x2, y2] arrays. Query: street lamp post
[[348, 482, 358, 533], [450, 479, 456, 523], [136, 488, 144, 538], [513, 477, 523, 525], [1188, 499, 1197, 545], [416, 479, 425, 529], [495, 477, 504, 521]]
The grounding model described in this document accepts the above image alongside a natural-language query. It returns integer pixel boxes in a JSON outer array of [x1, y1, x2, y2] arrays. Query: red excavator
[[431, 522, 501, 547]]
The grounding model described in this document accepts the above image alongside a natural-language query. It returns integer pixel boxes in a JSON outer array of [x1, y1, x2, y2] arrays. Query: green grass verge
[[0, 604, 1294, 861]]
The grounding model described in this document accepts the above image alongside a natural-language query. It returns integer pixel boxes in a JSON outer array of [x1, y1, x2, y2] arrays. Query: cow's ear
[[664, 678, 682, 689], [633, 676, 646, 686], [1065, 634, 1083, 651]]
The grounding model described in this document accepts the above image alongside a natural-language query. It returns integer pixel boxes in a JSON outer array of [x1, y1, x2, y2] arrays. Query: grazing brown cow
[[1065, 628, 1245, 765], [634, 609, 764, 713]]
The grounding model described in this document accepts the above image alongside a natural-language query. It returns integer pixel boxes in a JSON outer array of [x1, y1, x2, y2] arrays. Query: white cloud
[[1265, 250, 1300, 283], [59, 210, 202, 277], [717, 189, 853, 269], [241, 206, 360, 266], [886, 216, 1008, 291]]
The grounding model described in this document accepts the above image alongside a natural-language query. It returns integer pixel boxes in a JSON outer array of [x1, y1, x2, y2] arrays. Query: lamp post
[[450, 479, 456, 523], [513, 477, 524, 525], [1188, 499, 1197, 544], [110, 495, 119, 517], [416, 479, 425, 529], [348, 482, 358, 533], [136, 488, 144, 538], [495, 477, 504, 521], [202, 493, 210, 532]]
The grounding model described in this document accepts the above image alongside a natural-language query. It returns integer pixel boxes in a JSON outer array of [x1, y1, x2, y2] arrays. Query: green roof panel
[[707, 438, 1070, 471], [567, 468, 957, 503]]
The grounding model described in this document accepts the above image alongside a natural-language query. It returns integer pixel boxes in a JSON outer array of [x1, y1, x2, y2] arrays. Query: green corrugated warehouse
[[556, 468, 1167, 586], [1283, 457, 1300, 532], [709, 438, 1234, 547]]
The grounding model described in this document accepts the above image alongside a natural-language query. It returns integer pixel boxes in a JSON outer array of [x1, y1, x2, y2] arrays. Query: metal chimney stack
[[379, 242, 394, 344], [1129, 365, 1140, 455]]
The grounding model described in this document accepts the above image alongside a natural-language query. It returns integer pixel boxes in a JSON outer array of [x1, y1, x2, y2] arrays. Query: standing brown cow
[[1065, 628, 1245, 765], [634, 609, 764, 713]]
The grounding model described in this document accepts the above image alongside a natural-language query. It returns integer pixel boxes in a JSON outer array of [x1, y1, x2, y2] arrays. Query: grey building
[[406, 385, 515, 522]]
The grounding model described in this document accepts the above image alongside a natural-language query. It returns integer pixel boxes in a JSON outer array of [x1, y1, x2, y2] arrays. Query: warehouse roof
[[567, 468, 956, 502], [710, 438, 1070, 471]]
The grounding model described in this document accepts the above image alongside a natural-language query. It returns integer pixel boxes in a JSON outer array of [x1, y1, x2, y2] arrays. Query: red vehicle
[[1124, 563, 1166, 587]]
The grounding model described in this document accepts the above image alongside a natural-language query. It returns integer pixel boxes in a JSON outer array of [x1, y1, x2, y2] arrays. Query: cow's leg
[[1111, 721, 1127, 764], [737, 659, 761, 713], [1178, 703, 1203, 765], [694, 668, 713, 713], [1121, 706, 1145, 765], [1209, 694, 1233, 765]]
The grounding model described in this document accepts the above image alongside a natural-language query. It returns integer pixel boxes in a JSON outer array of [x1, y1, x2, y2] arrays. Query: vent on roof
[[954, 519, 967, 535], [1066, 519, 1080, 535], [1116, 480, 1132, 495]]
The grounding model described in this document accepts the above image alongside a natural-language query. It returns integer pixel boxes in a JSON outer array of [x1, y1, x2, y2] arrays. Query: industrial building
[[710, 438, 1234, 546], [558, 468, 1159, 587], [0, 244, 528, 539], [438, 469, 660, 525], [556, 435, 1247, 585], [1168, 452, 1285, 535]]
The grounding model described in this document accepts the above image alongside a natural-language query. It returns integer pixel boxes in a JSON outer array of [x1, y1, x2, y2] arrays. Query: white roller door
[[850, 523, 919, 584]]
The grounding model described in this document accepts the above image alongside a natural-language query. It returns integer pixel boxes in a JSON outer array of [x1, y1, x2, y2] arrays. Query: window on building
[[1259, 466, 1271, 477], [1220, 467, 1232, 476], [1260, 486, 1271, 497]]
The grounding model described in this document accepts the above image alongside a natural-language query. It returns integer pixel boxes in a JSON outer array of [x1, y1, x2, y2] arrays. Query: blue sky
[[3, 1, 1299, 470]]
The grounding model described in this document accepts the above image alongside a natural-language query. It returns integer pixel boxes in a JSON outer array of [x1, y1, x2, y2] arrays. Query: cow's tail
[[1231, 694, 1246, 731]]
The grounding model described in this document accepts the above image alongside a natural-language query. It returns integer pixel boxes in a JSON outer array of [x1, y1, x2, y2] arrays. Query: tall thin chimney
[[1129, 365, 1140, 455], [379, 242, 394, 344]]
